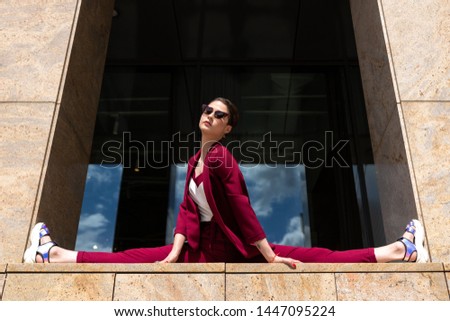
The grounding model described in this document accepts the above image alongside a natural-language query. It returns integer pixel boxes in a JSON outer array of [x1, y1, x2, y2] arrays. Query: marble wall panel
[[2, 273, 115, 301], [34, 0, 114, 249], [380, 0, 450, 101], [402, 102, 450, 262], [336, 272, 448, 300], [0, 0, 78, 102], [0, 0, 114, 261], [350, 0, 449, 262], [350, 0, 419, 242], [349, 0, 399, 152], [0, 103, 55, 262], [114, 274, 225, 301], [226, 273, 336, 301], [371, 105, 418, 242]]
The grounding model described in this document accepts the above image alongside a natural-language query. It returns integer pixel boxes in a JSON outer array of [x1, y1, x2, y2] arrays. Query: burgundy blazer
[[174, 143, 266, 258]]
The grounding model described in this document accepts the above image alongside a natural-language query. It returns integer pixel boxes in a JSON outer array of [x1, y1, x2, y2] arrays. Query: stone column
[[0, 0, 114, 262], [350, 0, 449, 261]]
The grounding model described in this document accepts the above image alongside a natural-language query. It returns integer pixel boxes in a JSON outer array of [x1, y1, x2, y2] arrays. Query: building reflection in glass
[[75, 164, 123, 252], [166, 164, 310, 247]]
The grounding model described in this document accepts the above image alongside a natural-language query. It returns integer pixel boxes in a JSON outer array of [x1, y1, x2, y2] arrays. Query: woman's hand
[[253, 238, 302, 269], [160, 250, 180, 263], [272, 255, 302, 269], [159, 233, 186, 263]]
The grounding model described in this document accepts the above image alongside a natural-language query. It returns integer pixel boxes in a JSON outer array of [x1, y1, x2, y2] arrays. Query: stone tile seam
[[5, 270, 445, 273], [5, 263, 447, 273], [223, 263, 446, 274], [111, 273, 117, 301], [5, 268, 446, 273], [0, 101, 57, 104], [223, 271, 445, 275], [0, 272, 6, 301], [444, 268, 450, 300], [401, 100, 450, 103], [333, 272, 339, 301], [224, 269, 227, 301], [4, 271, 226, 275]]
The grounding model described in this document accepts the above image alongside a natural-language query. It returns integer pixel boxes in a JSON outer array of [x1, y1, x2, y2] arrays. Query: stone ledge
[[2, 263, 449, 301], [6, 263, 225, 273], [226, 263, 444, 273], [5, 262, 445, 273]]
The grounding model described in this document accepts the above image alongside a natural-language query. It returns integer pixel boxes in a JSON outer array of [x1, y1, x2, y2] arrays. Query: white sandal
[[23, 222, 57, 263], [410, 219, 429, 263], [401, 219, 429, 263]]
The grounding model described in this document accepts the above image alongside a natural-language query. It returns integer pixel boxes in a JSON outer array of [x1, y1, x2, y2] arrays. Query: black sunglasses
[[201, 104, 229, 120]]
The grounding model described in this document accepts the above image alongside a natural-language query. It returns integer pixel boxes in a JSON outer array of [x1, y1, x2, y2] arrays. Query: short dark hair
[[211, 97, 239, 127]]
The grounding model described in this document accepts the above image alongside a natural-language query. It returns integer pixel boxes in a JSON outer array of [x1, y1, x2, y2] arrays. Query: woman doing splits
[[24, 97, 429, 266]]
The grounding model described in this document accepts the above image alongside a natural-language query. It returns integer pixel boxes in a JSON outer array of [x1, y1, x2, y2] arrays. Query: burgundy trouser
[[77, 222, 376, 263]]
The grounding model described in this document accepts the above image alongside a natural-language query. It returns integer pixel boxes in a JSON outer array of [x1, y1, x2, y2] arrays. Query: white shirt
[[189, 176, 214, 222]]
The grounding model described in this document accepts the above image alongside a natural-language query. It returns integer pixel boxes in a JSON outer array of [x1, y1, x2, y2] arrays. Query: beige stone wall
[[0, 0, 114, 263], [379, 0, 450, 263], [2, 263, 449, 301], [0, 0, 447, 280], [350, 0, 450, 261], [0, 0, 449, 303]]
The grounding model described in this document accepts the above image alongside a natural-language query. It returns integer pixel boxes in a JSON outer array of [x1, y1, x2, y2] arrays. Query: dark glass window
[[76, 0, 383, 252]]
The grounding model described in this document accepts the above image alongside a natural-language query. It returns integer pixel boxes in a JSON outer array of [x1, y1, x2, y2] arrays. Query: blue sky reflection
[[77, 164, 310, 251], [166, 164, 310, 247], [75, 164, 123, 252]]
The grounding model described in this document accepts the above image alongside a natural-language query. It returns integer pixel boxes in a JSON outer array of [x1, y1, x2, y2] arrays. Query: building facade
[[0, 0, 449, 300]]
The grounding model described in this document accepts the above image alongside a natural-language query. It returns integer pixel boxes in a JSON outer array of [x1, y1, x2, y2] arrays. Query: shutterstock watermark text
[[100, 131, 349, 169]]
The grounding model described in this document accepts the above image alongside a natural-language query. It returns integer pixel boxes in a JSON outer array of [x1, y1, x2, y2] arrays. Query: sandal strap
[[39, 224, 51, 239], [405, 220, 417, 235], [36, 241, 57, 263], [397, 237, 417, 262]]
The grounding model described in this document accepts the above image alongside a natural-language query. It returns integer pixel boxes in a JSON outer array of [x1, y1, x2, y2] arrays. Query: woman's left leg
[[271, 244, 376, 263], [271, 219, 428, 263]]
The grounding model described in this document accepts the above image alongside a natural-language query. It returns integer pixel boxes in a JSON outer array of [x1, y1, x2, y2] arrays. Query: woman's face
[[199, 100, 232, 140]]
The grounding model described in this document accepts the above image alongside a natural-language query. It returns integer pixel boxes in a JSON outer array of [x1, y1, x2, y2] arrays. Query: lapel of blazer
[[202, 157, 218, 218], [184, 149, 201, 198], [202, 143, 229, 230], [202, 144, 251, 256]]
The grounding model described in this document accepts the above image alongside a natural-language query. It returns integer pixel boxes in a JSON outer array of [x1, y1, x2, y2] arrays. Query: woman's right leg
[[35, 232, 175, 263], [77, 245, 174, 263], [32, 226, 206, 263], [28, 223, 176, 263]]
